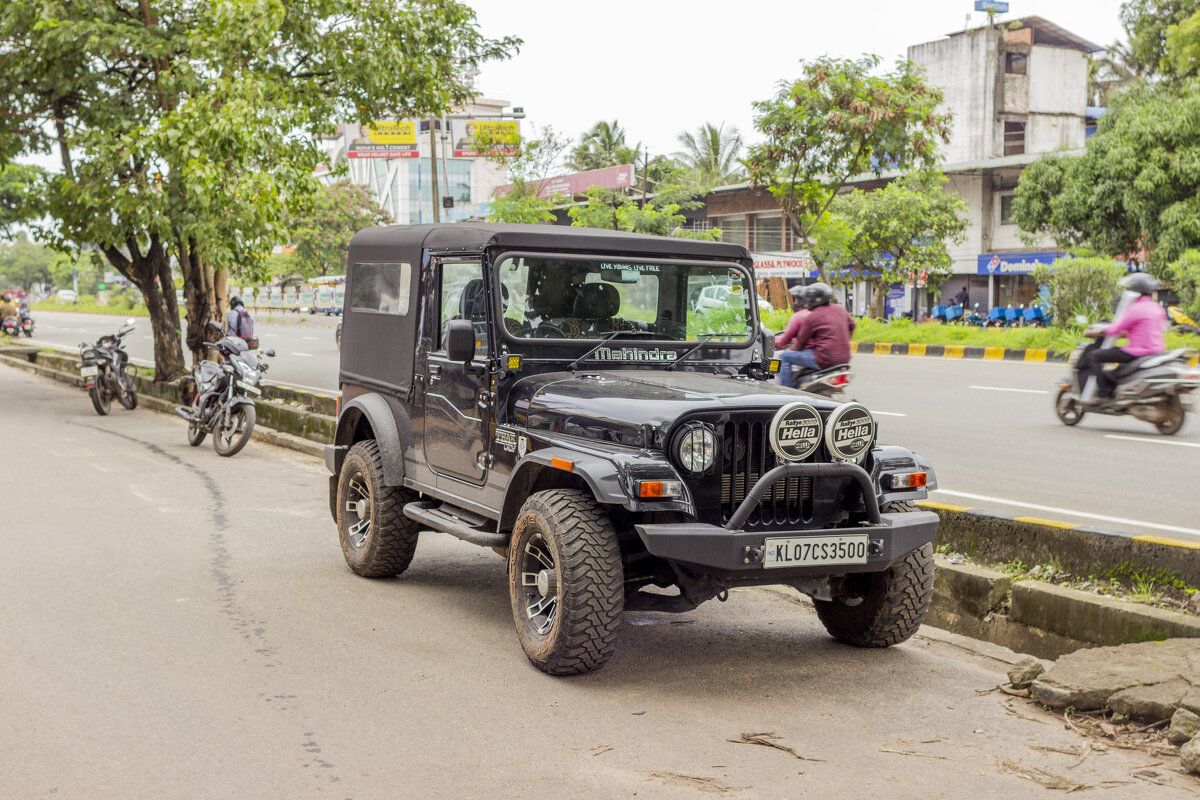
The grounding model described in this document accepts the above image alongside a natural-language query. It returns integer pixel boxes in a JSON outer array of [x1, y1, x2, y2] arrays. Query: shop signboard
[[974, 0, 1009, 11], [495, 164, 635, 199], [347, 121, 419, 159], [977, 251, 1064, 276], [452, 120, 520, 157], [752, 252, 818, 279]]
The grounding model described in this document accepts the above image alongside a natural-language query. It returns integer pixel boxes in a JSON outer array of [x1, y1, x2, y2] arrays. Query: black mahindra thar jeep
[[326, 224, 939, 675]]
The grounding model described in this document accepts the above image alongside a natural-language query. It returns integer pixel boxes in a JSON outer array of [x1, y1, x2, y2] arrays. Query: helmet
[[230, 295, 243, 308], [788, 284, 808, 309], [1117, 273, 1160, 295], [805, 282, 833, 307]]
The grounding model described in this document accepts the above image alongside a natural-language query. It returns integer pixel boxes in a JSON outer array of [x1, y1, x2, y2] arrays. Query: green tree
[[675, 123, 743, 186], [484, 125, 570, 224], [566, 120, 638, 171], [567, 185, 720, 241], [1166, 249, 1200, 319], [1012, 78, 1200, 270], [1031, 256, 1126, 324], [0, 164, 44, 238], [0, 233, 56, 292], [831, 173, 967, 318], [1119, 0, 1200, 76], [0, 1, 517, 378], [1166, 10, 1200, 77], [745, 56, 951, 278], [288, 181, 391, 278]]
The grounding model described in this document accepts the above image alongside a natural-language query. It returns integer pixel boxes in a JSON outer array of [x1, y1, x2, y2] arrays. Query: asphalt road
[[19, 309, 1200, 541], [0, 365, 1177, 799]]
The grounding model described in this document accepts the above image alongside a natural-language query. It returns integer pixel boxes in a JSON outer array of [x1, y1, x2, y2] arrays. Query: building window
[[1003, 122, 1026, 156], [999, 194, 1016, 226], [715, 216, 747, 248], [1005, 52, 1027, 75]]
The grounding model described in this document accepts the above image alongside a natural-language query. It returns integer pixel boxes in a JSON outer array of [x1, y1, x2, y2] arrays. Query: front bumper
[[633, 460, 938, 575]]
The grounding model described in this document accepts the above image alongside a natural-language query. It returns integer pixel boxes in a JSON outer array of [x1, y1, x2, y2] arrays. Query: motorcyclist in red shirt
[[777, 283, 854, 386]]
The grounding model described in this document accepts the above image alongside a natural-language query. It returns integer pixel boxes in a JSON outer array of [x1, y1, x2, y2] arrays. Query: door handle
[[427, 363, 441, 383]]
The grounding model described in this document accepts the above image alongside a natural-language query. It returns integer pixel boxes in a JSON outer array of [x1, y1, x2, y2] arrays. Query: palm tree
[[567, 120, 639, 171], [675, 123, 744, 186], [1087, 42, 1143, 107]]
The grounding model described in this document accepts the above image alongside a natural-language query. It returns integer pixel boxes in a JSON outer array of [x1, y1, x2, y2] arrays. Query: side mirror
[[207, 320, 223, 334], [126, 318, 137, 325], [445, 319, 476, 363], [265, 348, 276, 358]]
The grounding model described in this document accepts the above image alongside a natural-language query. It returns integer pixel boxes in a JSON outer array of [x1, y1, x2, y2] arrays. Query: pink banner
[[496, 164, 635, 199]]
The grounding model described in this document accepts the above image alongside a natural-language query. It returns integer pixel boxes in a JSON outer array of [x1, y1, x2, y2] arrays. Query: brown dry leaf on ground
[[727, 732, 826, 762], [1060, 709, 1178, 758], [880, 748, 949, 760], [998, 758, 1091, 792], [640, 771, 746, 795]]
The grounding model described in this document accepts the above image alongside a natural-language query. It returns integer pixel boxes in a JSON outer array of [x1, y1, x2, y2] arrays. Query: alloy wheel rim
[[344, 470, 372, 549], [518, 532, 558, 636]]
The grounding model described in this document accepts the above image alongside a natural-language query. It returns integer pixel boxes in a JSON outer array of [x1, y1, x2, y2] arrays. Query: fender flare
[[499, 448, 629, 532], [228, 396, 257, 409], [333, 393, 405, 486]]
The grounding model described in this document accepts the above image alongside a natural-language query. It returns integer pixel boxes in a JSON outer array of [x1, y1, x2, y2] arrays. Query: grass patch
[[32, 302, 151, 318]]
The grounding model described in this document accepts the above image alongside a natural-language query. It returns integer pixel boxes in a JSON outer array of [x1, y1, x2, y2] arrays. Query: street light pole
[[430, 119, 440, 224]]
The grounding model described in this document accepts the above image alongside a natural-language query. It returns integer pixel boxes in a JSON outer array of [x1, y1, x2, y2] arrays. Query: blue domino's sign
[[977, 251, 1063, 276]]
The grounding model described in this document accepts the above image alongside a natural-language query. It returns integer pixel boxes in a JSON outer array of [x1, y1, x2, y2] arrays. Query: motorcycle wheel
[[187, 419, 206, 446], [88, 375, 112, 416], [213, 404, 255, 457], [117, 370, 138, 410], [1055, 388, 1085, 426], [1156, 395, 1185, 436]]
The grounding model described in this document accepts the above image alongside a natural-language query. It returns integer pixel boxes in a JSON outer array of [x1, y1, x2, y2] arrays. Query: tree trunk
[[177, 236, 220, 367], [868, 280, 888, 319], [101, 235, 185, 381], [213, 267, 230, 332]]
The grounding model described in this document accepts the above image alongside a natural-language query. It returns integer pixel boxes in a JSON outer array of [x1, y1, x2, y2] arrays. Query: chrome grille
[[719, 419, 813, 528]]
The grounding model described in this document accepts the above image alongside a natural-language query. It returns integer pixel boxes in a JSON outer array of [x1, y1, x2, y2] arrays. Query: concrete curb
[[851, 341, 1067, 362], [920, 500, 1200, 589], [0, 347, 329, 461]]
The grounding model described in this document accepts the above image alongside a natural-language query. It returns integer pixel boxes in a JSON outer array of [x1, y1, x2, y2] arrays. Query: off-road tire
[[814, 501, 934, 647], [1156, 395, 1185, 435], [88, 376, 111, 416], [508, 489, 623, 676], [337, 440, 419, 578]]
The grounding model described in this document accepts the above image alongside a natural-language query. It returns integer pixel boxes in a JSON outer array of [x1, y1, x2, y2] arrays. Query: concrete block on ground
[[1010, 581, 1200, 647]]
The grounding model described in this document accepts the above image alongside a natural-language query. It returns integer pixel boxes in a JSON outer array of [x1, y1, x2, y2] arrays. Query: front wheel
[[1055, 388, 1085, 426], [508, 489, 623, 675], [1156, 395, 1185, 435], [813, 501, 934, 647], [212, 403, 255, 457]]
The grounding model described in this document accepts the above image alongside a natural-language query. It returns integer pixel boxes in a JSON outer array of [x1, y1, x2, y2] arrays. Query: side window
[[439, 260, 487, 355], [350, 262, 411, 315]]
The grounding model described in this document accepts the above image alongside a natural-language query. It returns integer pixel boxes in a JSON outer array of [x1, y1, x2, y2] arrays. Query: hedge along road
[[26, 310, 1199, 542], [27, 309, 342, 394]]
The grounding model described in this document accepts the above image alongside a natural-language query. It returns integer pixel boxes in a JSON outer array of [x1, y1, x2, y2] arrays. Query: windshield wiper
[[664, 333, 733, 371], [567, 329, 659, 372]]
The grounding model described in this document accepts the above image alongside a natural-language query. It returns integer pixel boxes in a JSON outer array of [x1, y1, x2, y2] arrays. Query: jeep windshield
[[495, 254, 756, 344]]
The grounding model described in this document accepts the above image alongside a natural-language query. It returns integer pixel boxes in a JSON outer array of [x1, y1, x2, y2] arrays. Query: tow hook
[[868, 539, 884, 556], [743, 545, 765, 565]]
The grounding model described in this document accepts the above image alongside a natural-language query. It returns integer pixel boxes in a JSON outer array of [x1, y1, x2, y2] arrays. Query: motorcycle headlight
[[675, 425, 716, 473]]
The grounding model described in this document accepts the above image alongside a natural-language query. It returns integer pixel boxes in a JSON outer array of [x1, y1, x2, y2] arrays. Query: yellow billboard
[[453, 120, 520, 157], [348, 121, 418, 159]]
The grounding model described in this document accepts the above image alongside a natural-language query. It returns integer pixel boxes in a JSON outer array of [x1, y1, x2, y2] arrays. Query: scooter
[[1055, 315, 1200, 435], [789, 363, 855, 398], [0, 316, 18, 337], [964, 303, 989, 327]]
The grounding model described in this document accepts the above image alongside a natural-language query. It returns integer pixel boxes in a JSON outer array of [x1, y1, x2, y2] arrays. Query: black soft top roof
[[347, 223, 751, 263]]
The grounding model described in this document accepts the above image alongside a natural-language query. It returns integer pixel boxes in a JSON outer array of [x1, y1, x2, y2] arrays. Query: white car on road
[[694, 283, 772, 314]]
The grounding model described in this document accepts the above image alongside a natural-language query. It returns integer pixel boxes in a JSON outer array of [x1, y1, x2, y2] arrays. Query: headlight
[[676, 426, 716, 473], [824, 402, 876, 463]]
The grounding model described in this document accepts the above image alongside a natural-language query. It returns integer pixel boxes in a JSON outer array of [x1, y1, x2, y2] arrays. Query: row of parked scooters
[[930, 302, 1050, 327]]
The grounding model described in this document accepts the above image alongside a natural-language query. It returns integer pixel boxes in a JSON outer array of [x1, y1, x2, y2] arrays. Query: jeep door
[[423, 258, 489, 486]]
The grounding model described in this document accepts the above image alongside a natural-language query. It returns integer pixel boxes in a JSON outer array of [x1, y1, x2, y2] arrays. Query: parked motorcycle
[[175, 322, 275, 456], [78, 319, 139, 416], [964, 303, 989, 327], [1055, 316, 1200, 435], [17, 307, 34, 337]]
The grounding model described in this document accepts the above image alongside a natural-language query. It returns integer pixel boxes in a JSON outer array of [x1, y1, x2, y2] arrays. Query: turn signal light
[[550, 457, 573, 472], [638, 480, 683, 499], [886, 472, 927, 489]]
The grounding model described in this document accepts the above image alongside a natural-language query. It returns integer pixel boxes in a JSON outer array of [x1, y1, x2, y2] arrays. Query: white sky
[[467, 0, 1127, 160]]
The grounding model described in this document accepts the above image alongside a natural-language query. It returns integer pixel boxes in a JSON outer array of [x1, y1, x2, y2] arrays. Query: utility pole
[[430, 119, 440, 224], [642, 145, 648, 205]]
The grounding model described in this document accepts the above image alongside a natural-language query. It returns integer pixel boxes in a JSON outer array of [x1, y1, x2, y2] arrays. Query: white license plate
[[239, 383, 261, 395], [763, 534, 870, 568], [80, 366, 98, 377]]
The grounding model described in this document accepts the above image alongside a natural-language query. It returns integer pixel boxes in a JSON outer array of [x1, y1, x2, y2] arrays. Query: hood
[[508, 369, 843, 448]]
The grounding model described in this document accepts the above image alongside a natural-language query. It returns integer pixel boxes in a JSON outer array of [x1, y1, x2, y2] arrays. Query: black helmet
[[1117, 273, 1159, 295], [230, 295, 244, 308], [806, 282, 833, 307]]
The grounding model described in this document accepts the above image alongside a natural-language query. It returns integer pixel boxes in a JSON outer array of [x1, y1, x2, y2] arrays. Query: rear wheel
[[212, 404, 255, 457], [1055, 388, 1085, 426], [117, 368, 137, 410], [814, 501, 934, 647], [1156, 395, 1185, 435], [88, 371, 111, 416], [187, 419, 206, 446], [508, 489, 623, 675], [336, 440, 419, 577]]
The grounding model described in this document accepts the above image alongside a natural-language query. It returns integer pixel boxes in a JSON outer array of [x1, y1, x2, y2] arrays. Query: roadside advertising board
[[494, 164, 635, 199], [751, 252, 818, 279], [453, 120, 520, 157], [347, 121, 419, 159]]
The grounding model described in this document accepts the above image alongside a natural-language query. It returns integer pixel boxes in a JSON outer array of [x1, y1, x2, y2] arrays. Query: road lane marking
[[301, 336, 319, 340], [291, 352, 313, 357], [872, 411, 907, 417], [933, 489, 1200, 538], [1105, 434, 1200, 448], [968, 385, 1048, 394]]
